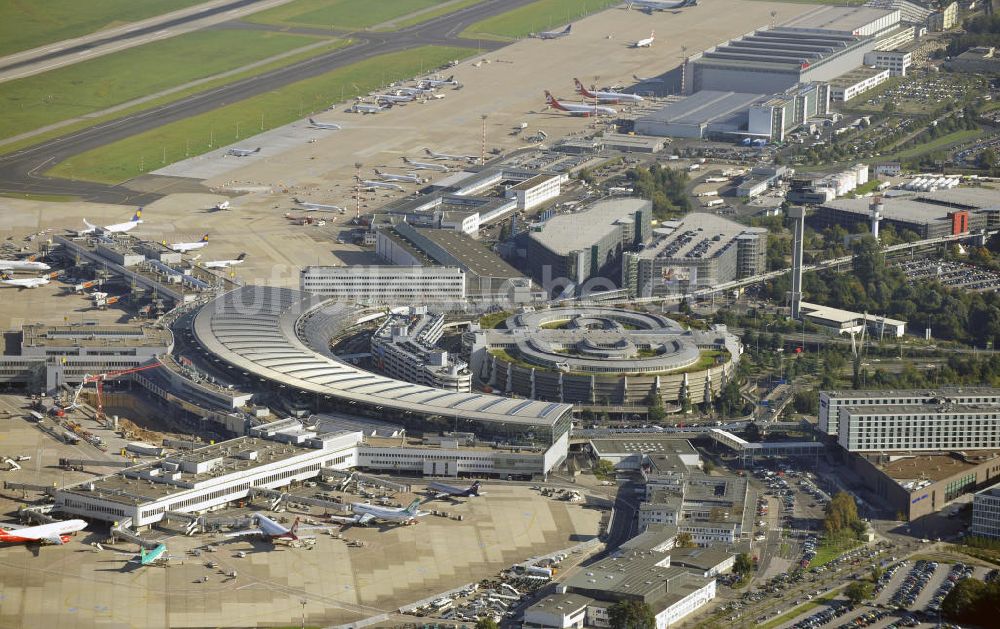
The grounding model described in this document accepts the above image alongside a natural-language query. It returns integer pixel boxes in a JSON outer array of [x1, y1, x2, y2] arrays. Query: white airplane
[[351, 102, 388, 114], [294, 199, 346, 213], [633, 31, 656, 48], [377, 93, 415, 104], [634, 74, 665, 84], [535, 24, 572, 39], [202, 253, 246, 269], [0, 272, 50, 289], [423, 148, 477, 163], [77, 209, 143, 235], [359, 179, 405, 192], [166, 234, 209, 253], [427, 480, 483, 500], [574, 78, 644, 104], [213, 200, 230, 211], [334, 499, 429, 526], [627, 0, 697, 12], [225, 514, 334, 542], [0, 259, 50, 272], [396, 86, 435, 96], [226, 147, 261, 157], [403, 157, 449, 172], [0, 518, 87, 545], [374, 169, 422, 184], [420, 75, 459, 88], [544, 91, 617, 117], [308, 118, 341, 130]]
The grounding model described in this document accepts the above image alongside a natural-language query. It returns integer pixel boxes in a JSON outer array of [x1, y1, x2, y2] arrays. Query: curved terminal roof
[[192, 286, 571, 427]]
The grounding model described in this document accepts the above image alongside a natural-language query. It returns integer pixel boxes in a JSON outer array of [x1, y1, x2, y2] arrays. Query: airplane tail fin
[[405, 499, 422, 514], [253, 148, 261, 153], [83, 218, 96, 230], [201, 234, 209, 242], [470, 481, 481, 496], [564, 25, 572, 33], [290, 517, 301, 536], [140, 547, 148, 559], [237, 253, 246, 261], [309, 118, 316, 124]]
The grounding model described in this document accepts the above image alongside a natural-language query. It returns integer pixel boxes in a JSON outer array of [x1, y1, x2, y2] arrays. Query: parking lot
[[897, 258, 1000, 292]]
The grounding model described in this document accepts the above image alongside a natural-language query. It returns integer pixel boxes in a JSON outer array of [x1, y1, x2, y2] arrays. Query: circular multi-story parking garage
[[189, 286, 573, 450], [465, 307, 741, 406]]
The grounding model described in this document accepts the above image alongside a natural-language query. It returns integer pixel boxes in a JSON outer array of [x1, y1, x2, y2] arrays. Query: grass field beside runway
[[0, 30, 331, 142], [0, 0, 207, 58], [461, 0, 621, 41], [49, 45, 475, 184], [246, 0, 458, 30]]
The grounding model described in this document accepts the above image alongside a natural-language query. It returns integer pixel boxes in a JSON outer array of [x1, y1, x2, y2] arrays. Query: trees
[[845, 581, 873, 606], [941, 577, 1000, 626], [676, 532, 697, 548], [608, 599, 656, 629], [475, 618, 499, 629], [734, 552, 754, 578], [594, 459, 616, 479], [824, 491, 861, 537]]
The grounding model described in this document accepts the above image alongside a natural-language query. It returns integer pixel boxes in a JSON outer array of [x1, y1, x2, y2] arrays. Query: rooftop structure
[[819, 387, 1000, 435], [799, 301, 905, 338], [299, 265, 466, 304], [634, 91, 769, 139], [780, 6, 901, 36], [371, 308, 471, 392], [21, 323, 171, 351]]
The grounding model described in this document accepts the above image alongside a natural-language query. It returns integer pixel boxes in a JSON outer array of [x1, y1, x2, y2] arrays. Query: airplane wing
[[42, 535, 65, 545], [357, 513, 375, 526], [295, 525, 337, 533], [224, 528, 264, 538]]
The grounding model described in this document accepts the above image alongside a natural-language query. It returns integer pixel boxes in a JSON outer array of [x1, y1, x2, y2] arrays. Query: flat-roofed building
[[818, 387, 1000, 435], [829, 66, 891, 101], [864, 49, 912, 76], [299, 265, 466, 304], [971, 483, 1000, 539], [839, 403, 1000, 452], [504, 173, 565, 211], [371, 308, 471, 392], [799, 302, 905, 338]]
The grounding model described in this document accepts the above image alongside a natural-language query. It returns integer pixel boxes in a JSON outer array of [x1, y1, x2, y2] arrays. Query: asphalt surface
[[0, 0, 535, 203], [0, 0, 275, 74]]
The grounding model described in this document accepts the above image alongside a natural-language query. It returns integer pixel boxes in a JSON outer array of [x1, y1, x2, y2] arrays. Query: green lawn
[[0, 39, 349, 157], [0, 29, 325, 141], [812, 534, 862, 568], [386, 0, 484, 30], [0, 0, 206, 58], [888, 129, 985, 161], [461, 0, 620, 41], [49, 45, 475, 184], [247, 0, 454, 30]]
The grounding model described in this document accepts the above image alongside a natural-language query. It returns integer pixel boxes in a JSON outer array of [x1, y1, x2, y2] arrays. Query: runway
[[0, 0, 536, 203]]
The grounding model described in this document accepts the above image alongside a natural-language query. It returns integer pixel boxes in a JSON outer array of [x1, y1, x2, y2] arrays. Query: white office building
[[504, 173, 566, 211], [838, 403, 1000, 452], [371, 308, 471, 392], [971, 483, 1000, 540], [818, 388, 1000, 436], [299, 265, 466, 304], [864, 49, 912, 76]]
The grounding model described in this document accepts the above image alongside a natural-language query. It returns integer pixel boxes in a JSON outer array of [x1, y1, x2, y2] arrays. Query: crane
[[66, 363, 162, 419]]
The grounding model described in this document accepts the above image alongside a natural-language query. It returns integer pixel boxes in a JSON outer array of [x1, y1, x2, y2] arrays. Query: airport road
[[0, 0, 535, 203]]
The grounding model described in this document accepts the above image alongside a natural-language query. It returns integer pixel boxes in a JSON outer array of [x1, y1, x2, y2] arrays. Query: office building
[[927, 2, 958, 31], [371, 308, 471, 392], [863, 49, 912, 76], [838, 402, 1000, 452], [971, 483, 1000, 539], [299, 265, 466, 304], [623, 213, 767, 297], [819, 387, 1000, 436], [829, 67, 891, 101], [517, 198, 652, 296], [504, 173, 565, 211]]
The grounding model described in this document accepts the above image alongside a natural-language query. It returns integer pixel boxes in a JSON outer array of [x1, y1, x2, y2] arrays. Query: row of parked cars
[[788, 601, 854, 629], [890, 559, 937, 609], [836, 608, 892, 629], [926, 562, 973, 614]]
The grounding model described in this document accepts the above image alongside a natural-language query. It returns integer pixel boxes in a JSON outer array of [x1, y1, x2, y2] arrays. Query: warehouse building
[[300, 265, 467, 304], [818, 387, 1000, 436], [515, 198, 652, 296], [370, 308, 471, 392], [623, 213, 767, 297], [683, 7, 906, 95], [377, 222, 537, 302], [947, 46, 1000, 74], [811, 188, 1000, 239]]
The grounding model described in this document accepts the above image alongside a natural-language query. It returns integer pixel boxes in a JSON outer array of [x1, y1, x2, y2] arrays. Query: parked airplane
[[337, 499, 429, 526], [166, 234, 209, 253], [544, 91, 617, 117], [0, 273, 50, 289], [535, 24, 572, 39], [359, 179, 405, 192], [294, 199, 347, 213], [77, 209, 143, 235], [420, 75, 459, 88], [225, 514, 334, 542], [396, 86, 435, 96], [626, 0, 697, 11], [308, 118, 341, 130], [573, 78, 644, 104], [0, 259, 50, 272], [634, 74, 665, 84], [129, 543, 174, 566], [226, 147, 261, 157], [0, 518, 87, 545], [202, 253, 246, 269], [633, 31, 656, 48], [213, 201, 230, 211], [427, 480, 483, 500], [402, 157, 449, 172], [350, 102, 388, 114], [423, 148, 477, 163], [374, 169, 422, 184], [377, 93, 415, 104]]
